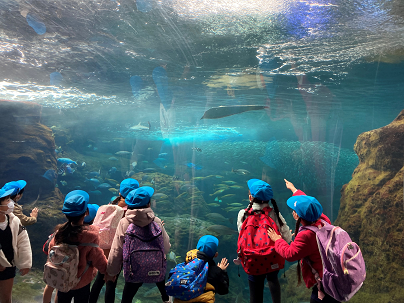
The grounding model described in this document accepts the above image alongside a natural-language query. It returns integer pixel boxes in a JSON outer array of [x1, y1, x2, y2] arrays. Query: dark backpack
[[123, 220, 166, 283], [237, 207, 285, 275]]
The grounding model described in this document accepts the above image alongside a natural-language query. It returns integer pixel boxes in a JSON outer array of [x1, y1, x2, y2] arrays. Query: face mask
[[0, 201, 14, 215]]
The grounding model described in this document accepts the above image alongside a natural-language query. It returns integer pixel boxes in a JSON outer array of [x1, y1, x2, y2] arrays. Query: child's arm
[[284, 179, 306, 196], [15, 224, 32, 272]]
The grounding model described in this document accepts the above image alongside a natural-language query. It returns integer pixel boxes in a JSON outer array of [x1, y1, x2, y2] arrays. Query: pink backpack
[[43, 242, 98, 292], [301, 220, 366, 302], [93, 205, 124, 249]]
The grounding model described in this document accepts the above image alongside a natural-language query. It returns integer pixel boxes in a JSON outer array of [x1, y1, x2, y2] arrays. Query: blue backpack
[[165, 253, 209, 301]]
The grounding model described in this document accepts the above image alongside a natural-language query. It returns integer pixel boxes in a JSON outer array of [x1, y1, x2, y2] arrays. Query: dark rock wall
[[0, 100, 64, 268]]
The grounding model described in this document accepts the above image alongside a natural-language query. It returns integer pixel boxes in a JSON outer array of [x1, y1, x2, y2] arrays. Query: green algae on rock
[[335, 109, 404, 303]]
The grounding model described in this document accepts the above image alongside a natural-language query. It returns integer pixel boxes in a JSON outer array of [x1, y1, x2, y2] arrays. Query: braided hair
[[244, 196, 284, 227]]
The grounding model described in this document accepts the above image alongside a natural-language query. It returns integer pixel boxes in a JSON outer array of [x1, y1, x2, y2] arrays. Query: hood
[[125, 207, 155, 227], [77, 224, 101, 244]]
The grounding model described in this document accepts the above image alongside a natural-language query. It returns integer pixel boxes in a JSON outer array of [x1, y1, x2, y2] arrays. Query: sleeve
[[214, 268, 229, 295], [293, 190, 306, 196], [15, 227, 32, 269], [13, 206, 36, 226], [277, 212, 292, 243], [161, 224, 171, 254], [274, 232, 313, 262], [237, 209, 245, 232], [107, 219, 126, 276], [87, 244, 107, 275]]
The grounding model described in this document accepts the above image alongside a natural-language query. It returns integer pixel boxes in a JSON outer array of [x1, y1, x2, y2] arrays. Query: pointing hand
[[284, 179, 297, 193]]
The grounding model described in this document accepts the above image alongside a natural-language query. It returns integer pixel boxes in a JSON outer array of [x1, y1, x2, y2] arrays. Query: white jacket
[[237, 203, 292, 243], [0, 213, 32, 269]]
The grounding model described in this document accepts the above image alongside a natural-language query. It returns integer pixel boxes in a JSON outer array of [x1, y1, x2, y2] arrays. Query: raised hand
[[217, 258, 229, 271]]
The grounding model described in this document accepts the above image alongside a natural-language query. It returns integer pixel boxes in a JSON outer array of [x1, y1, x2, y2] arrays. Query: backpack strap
[[303, 258, 325, 300]]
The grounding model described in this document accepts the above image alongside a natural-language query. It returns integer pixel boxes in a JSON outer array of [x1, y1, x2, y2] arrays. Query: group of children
[[0, 176, 344, 303]]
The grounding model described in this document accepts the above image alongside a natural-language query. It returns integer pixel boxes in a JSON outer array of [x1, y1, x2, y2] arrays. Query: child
[[89, 178, 139, 303], [171, 235, 229, 303], [0, 188, 32, 303], [267, 195, 338, 303], [106, 186, 171, 303], [84, 204, 99, 225], [237, 179, 291, 303], [2, 180, 39, 226], [46, 190, 108, 303]]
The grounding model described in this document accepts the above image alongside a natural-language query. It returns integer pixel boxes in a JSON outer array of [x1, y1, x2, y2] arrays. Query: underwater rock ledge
[[335, 109, 404, 303]]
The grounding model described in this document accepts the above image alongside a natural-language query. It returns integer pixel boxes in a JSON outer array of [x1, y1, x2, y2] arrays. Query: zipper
[[341, 242, 361, 275]]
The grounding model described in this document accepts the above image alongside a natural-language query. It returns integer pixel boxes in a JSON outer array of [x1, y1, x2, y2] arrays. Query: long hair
[[54, 214, 85, 245], [245, 197, 284, 227], [111, 194, 122, 205]]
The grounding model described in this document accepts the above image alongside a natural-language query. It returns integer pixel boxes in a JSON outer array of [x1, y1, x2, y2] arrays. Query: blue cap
[[286, 195, 323, 222], [247, 179, 273, 201], [65, 190, 90, 204], [2, 180, 27, 196], [197, 235, 219, 258], [125, 186, 154, 208], [0, 188, 14, 199], [84, 204, 99, 223], [62, 190, 90, 217], [120, 178, 140, 198]]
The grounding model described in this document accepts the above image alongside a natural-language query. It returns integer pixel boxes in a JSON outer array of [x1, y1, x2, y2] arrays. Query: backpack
[[43, 242, 98, 292], [301, 220, 366, 302], [237, 207, 285, 275], [93, 205, 124, 249], [165, 250, 209, 301], [123, 220, 166, 283]]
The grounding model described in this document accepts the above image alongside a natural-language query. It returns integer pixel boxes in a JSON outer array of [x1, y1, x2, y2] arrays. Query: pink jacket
[[48, 225, 107, 290], [107, 207, 171, 276]]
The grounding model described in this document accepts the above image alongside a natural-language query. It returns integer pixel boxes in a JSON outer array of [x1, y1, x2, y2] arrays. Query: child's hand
[[20, 268, 30, 276], [267, 227, 282, 242], [217, 258, 229, 271], [0, 265, 5, 272], [284, 179, 297, 193], [161, 220, 165, 226], [30, 207, 39, 218]]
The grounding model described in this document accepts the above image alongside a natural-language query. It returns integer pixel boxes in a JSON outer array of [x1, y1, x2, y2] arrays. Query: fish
[[109, 157, 119, 161], [85, 178, 101, 187], [60, 180, 67, 186], [241, 161, 248, 165], [130, 121, 151, 131], [109, 167, 117, 174], [184, 163, 202, 170], [200, 105, 268, 119], [192, 147, 202, 152], [143, 168, 157, 172], [210, 189, 226, 196], [206, 213, 228, 223], [192, 177, 207, 181], [153, 193, 168, 199], [65, 164, 75, 174], [158, 153, 168, 157], [232, 169, 251, 175], [175, 192, 188, 199], [125, 170, 135, 177], [81, 162, 86, 167], [57, 158, 77, 165], [142, 161, 149, 164], [207, 203, 221, 207], [228, 203, 243, 207], [143, 286, 160, 297], [115, 151, 133, 155], [206, 225, 238, 235], [219, 194, 236, 199], [131, 161, 137, 168], [108, 188, 118, 193], [230, 185, 243, 189], [105, 178, 119, 185], [223, 181, 237, 185], [88, 170, 101, 178], [98, 183, 111, 189], [167, 251, 177, 264]]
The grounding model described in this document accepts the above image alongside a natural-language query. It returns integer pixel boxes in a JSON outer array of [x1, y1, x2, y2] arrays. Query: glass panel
[[0, 0, 402, 302]]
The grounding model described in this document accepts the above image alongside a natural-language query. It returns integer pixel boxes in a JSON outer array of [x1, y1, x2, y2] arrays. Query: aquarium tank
[[0, 0, 403, 302]]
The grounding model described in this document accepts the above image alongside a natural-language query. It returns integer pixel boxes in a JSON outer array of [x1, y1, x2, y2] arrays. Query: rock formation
[[335, 109, 404, 302]]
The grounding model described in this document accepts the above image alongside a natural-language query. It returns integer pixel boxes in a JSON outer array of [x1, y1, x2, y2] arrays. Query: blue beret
[[84, 204, 99, 223], [197, 235, 219, 258], [120, 178, 139, 198], [286, 195, 323, 222], [247, 179, 273, 201], [125, 186, 154, 208]]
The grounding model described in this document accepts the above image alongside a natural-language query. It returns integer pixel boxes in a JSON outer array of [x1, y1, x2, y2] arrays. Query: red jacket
[[275, 189, 331, 288], [49, 225, 108, 290]]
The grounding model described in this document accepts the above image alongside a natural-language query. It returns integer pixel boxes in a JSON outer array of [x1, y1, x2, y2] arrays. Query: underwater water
[[0, 0, 403, 302]]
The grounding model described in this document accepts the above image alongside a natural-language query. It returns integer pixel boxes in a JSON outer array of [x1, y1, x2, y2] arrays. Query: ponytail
[[55, 214, 85, 245], [295, 217, 302, 285], [270, 198, 284, 227]]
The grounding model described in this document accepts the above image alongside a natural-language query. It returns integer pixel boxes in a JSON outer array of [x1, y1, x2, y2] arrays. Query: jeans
[[57, 283, 91, 303], [89, 271, 119, 303], [248, 270, 280, 303], [121, 280, 169, 303]]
